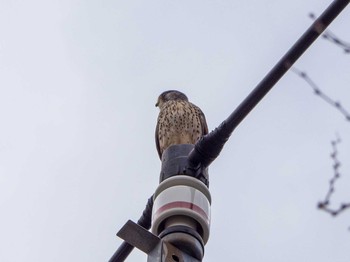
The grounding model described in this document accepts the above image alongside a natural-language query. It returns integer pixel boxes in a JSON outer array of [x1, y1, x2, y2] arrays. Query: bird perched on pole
[[155, 90, 208, 159]]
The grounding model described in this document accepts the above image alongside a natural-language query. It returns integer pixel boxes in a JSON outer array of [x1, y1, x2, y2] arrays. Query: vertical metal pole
[[147, 241, 201, 262]]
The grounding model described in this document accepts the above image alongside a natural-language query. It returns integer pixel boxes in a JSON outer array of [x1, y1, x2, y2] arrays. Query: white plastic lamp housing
[[151, 175, 211, 244]]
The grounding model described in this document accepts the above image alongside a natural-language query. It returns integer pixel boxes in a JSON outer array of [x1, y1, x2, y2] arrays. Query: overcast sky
[[1, 0, 350, 261]]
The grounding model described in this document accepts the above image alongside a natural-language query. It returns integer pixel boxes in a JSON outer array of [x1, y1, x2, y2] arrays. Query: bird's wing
[[155, 118, 162, 159], [195, 105, 208, 136]]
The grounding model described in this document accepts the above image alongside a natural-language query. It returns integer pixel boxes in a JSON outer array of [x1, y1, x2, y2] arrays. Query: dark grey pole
[[110, 0, 350, 260], [109, 196, 153, 262], [188, 0, 350, 169]]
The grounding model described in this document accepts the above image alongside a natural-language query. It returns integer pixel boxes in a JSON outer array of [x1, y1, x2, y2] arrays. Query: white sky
[[0, 0, 350, 261]]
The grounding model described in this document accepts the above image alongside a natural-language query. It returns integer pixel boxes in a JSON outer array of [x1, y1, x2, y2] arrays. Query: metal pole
[[225, 0, 350, 132], [109, 196, 153, 262], [110, 0, 350, 260], [188, 0, 350, 169], [109, 241, 134, 262]]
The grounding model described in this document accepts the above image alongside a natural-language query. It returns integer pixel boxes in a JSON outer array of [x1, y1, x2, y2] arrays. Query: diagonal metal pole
[[225, 0, 350, 132], [109, 196, 153, 262], [188, 0, 350, 169], [110, 0, 350, 261]]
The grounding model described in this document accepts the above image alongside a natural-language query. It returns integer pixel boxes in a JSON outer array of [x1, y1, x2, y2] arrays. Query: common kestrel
[[155, 90, 208, 159]]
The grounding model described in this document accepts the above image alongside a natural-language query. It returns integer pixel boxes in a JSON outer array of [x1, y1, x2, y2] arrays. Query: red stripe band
[[154, 201, 209, 223]]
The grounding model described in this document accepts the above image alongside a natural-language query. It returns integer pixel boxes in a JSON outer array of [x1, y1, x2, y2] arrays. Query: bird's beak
[[155, 102, 158, 107]]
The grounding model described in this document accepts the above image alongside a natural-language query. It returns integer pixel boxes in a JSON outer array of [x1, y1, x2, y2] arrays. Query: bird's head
[[155, 90, 188, 108]]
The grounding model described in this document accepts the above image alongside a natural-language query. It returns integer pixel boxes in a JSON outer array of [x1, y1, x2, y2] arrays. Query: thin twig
[[309, 13, 350, 53], [317, 136, 350, 216], [291, 67, 350, 122]]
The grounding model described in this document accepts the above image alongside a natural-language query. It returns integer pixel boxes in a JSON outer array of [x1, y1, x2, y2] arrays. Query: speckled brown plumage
[[155, 90, 208, 159]]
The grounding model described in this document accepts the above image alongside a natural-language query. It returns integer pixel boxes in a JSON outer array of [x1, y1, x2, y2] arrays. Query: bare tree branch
[[317, 136, 350, 216], [291, 67, 350, 122], [310, 13, 350, 53]]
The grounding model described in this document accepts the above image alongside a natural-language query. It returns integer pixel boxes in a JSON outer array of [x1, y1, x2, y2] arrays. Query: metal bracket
[[117, 220, 201, 262], [117, 220, 160, 254]]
